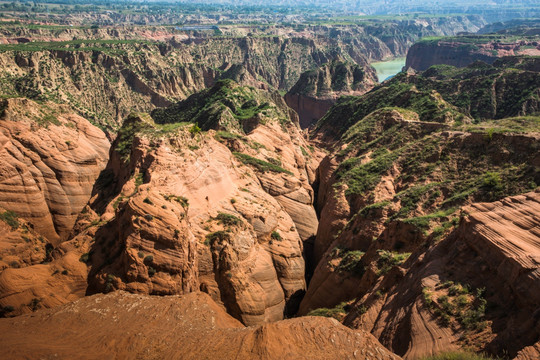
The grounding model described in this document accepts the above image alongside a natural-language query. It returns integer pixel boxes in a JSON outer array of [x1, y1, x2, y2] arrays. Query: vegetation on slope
[[317, 57, 540, 139], [152, 79, 288, 133]]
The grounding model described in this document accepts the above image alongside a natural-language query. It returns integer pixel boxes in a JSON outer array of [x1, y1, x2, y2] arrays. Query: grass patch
[[307, 301, 349, 321], [357, 201, 391, 218], [163, 194, 189, 208], [205, 230, 230, 246], [376, 250, 411, 276], [215, 212, 242, 226], [420, 352, 495, 360], [0, 210, 19, 229], [336, 149, 399, 196], [233, 152, 293, 175], [215, 131, 246, 142], [335, 249, 365, 277], [271, 230, 282, 241], [402, 208, 457, 231]]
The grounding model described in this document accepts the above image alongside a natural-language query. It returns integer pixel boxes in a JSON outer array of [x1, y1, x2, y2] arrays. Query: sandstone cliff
[[0, 98, 110, 244], [344, 191, 540, 359], [70, 81, 324, 325], [406, 34, 540, 71], [0, 98, 108, 317], [285, 60, 377, 128]]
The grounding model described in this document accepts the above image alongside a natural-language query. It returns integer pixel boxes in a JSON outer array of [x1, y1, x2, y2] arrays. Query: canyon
[[0, 16, 484, 132], [0, 13, 539, 360]]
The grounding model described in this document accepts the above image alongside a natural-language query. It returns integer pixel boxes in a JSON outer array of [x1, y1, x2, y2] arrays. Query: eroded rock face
[[515, 342, 540, 360], [285, 60, 377, 128], [344, 191, 540, 359], [0, 209, 47, 272], [0, 291, 402, 360], [406, 35, 540, 71], [75, 82, 323, 325], [85, 127, 306, 325], [0, 240, 89, 318], [0, 98, 110, 245], [299, 79, 539, 357], [0, 205, 93, 317], [0, 99, 109, 317], [0, 16, 486, 130]]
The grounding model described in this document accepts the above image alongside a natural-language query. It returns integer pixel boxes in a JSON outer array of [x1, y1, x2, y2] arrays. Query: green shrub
[[307, 302, 348, 320], [215, 212, 242, 226], [233, 152, 293, 175], [271, 231, 282, 241], [421, 351, 495, 360], [336, 250, 365, 276], [79, 253, 90, 263], [482, 172, 503, 189], [422, 287, 433, 306], [205, 230, 230, 246], [0, 210, 19, 229], [189, 124, 201, 135], [376, 250, 411, 276]]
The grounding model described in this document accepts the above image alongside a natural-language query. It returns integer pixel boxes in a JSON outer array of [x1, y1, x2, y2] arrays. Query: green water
[[371, 57, 406, 82]]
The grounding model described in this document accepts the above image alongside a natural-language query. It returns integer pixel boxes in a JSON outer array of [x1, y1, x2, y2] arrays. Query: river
[[371, 57, 406, 82]]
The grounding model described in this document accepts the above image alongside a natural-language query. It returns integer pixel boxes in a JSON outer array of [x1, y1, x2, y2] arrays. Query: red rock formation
[[285, 60, 376, 129], [0, 98, 110, 244], [284, 93, 334, 129], [77, 87, 323, 324], [343, 191, 540, 359], [0, 290, 402, 360], [406, 38, 540, 71]]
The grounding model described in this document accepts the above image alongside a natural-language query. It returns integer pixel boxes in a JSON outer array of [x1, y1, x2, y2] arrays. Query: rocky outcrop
[[71, 82, 324, 325], [343, 191, 540, 359], [285, 60, 377, 128], [406, 34, 540, 71], [0, 99, 108, 317], [0, 98, 110, 244], [299, 56, 540, 358], [0, 291, 401, 360], [316, 58, 540, 143]]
